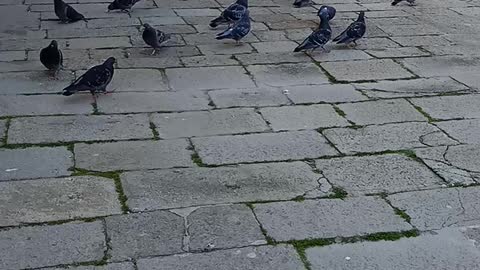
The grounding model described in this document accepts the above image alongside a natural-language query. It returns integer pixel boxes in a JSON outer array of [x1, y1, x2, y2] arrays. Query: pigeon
[[107, 0, 141, 13], [62, 57, 116, 99], [294, 14, 331, 52], [54, 0, 86, 23], [142, 23, 171, 55], [332, 11, 366, 46], [216, 11, 251, 43], [391, 0, 416, 5], [293, 0, 311, 8], [317, 5, 336, 21], [210, 0, 248, 28], [40, 40, 63, 77]]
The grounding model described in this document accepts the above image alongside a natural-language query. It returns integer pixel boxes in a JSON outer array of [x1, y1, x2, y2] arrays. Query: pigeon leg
[[151, 48, 157, 55]]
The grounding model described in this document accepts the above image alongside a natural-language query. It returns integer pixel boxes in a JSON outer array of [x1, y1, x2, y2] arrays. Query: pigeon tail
[[210, 16, 228, 28], [391, 0, 402, 5]]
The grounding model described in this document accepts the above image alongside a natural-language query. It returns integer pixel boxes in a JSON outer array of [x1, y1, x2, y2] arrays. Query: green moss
[[394, 208, 412, 223], [363, 230, 419, 242], [292, 195, 306, 202], [328, 187, 348, 199], [411, 104, 436, 123], [191, 153, 205, 167], [149, 121, 160, 140], [332, 105, 346, 117], [291, 238, 334, 270]]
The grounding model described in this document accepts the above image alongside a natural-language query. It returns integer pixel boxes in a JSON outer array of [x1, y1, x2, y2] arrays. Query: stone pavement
[[1, 0, 480, 269]]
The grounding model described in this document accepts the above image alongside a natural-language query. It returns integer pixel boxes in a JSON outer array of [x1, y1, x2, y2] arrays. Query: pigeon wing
[[66, 5, 85, 22]]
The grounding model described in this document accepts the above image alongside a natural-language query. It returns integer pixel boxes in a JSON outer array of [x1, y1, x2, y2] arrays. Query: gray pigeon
[[142, 23, 171, 55], [332, 11, 366, 46], [293, 0, 311, 8], [216, 11, 251, 43], [108, 0, 141, 13], [318, 5, 336, 21], [210, 0, 248, 28], [54, 0, 86, 23], [392, 0, 416, 5], [62, 57, 116, 100], [40, 40, 63, 78], [294, 14, 331, 52]]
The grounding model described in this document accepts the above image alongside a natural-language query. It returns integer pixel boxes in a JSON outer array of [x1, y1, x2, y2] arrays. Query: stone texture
[[208, 87, 290, 108], [137, 245, 305, 270], [286, 84, 368, 104], [323, 122, 456, 154], [75, 140, 194, 171], [365, 47, 430, 58], [109, 69, 169, 92], [254, 197, 412, 241], [436, 119, 480, 144], [45, 262, 135, 270], [321, 59, 415, 81], [0, 222, 105, 270], [152, 108, 269, 138], [192, 131, 338, 165], [400, 56, 480, 77], [121, 162, 323, 211], [236, 52, 312, 65], [0, 71, 75, 94], [246, 63, 329, 87], [410, 94, 480, 120], [8, 114, 152, 144], [311, 49, 373, 62], [0, 94, 93, 116], [0, 176, 122, 226], [105, 211, 184, 261], [251, 41, 298, 53], [0, 120, 5, 146]]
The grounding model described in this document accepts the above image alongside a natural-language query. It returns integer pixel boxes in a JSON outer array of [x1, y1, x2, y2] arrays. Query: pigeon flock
[[39, 0, 413, 99]]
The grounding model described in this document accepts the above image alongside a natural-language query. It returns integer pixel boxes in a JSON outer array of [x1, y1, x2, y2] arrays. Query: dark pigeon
[[391, 0, 416, 5], [216, 10, 251, 43], [142, 23, 171, 55], [294, 14, 331, 52], [54, 0, 86, 23], [62, 57, 116, 99], [40, 40, 63, 77], [210, 0, 248, 28], [293, 0, 311, 8], [317, 5, 336, 21], [333, 11, 366, 46], [107, 0, 141, 12]]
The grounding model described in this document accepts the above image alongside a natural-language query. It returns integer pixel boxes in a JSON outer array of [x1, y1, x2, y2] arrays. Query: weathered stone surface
[[8, 114, 152, 144], [0, 71, 75, 94], [436, 119, 480, 144], [389, 187, 480, 230], [286, 84, 367, 104], [188, 205, 265, 251], [410, 94, 480, 120], [0, 222, 105, 270], [400, 56, 480, 77], [391, 35, 453, 47], [0, 94, 93, 116], [192, 131, 338, 165], [0, 147, 72, 181], [109, 69, 169, 92], [117, 56, 183, 68], [106, 211, 184, 261], [246, 63, 329, 87], [121, 162, 322, 211], [306, 227, 480, 270], [365, 47, 430, 58], [0, 50, 26, 61], [0, 176, 121, 226], [236, 52, 312, 65], [181, 55, 239, 67], [260, 104, 350, 131], [337, 99, 426, 125], [208, 87, 290, 108], [136, 245, 305, 270], [316, 154, 443, 195], [321, 59, 415, 81], [45, 262, 135, 270], [0, 120, 5, 146], [75, 140, 194, 171], [254, 197, 412, 241], [323, 122, 456, 154], [311, 49, 373, 62], [251, 41, 298, 53], [198, 43, 254, 55]]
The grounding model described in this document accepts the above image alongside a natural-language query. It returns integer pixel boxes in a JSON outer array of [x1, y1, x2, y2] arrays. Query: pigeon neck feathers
[[236, 0, 248, 8]]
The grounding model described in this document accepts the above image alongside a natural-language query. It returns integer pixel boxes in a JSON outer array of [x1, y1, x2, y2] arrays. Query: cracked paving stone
[[0, 176, 122, 227], [316, 154, 444, 195], [7, 114, 152, 144], [192, 131, 338, 165], [388, 187, 480, 231], [253, 197, 412, 241], [106, 211, 184, 261], [0, 71, 75, 94], [109, 69, 169, 92], [44, 262, 135, 270], [286, 84, 368, 104], [410, 94, 480, 120], [188, 205, 265, 251], [436, 119, 480, 144], [208, 87, 290, 108], [246, 63, 329, 87], [136, 245, 305, 270], [0, 94, 93, 116], [75, 140, 194, 171], [121, 162, 322, 211], [0, 147, 72, 181], [337, 99, 427, 125], [323, 122, 457, 155], [0, 221, 105, 270], [306, 226, 480, 270]]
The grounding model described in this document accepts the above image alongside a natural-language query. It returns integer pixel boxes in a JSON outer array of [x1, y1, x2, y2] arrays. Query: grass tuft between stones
[[332, 105, 346, 117], [328, 186, 348, 199], [191, 152, 205, 167], [410, 103, 436, 123], [149, 121, 160, 140]]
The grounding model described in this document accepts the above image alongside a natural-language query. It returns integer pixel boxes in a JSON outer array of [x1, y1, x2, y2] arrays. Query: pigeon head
[[357, 11, 365, 21], [49, 40, 58, 48], [107, 2, 118, 10], [104, 57, 116, 66], [236, 0, 248, 8], [143, 23, 153, 30]]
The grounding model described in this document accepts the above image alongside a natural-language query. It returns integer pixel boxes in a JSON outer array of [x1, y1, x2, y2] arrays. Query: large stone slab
[[0, 222, 105, 270], [105, 211, 184, 261], [109, 69, 169, 92], [389, 187, 480, 230], [152, 108, 269, 138], [0, 147, 72, 181], [337, 99, 426, 125], [121, 162, 322, 211], [253, 197, 412, 241], [0, 94, 93, 116], [260, 104, 350, 131], [75, 140, 194, 171], [323, 122, 456, 155], [192, 131, 338, 165], [400, 56, 480, 77], [0, 176, 121, 227], [306, 227, 480, 270], [0, 71, 75, 95], [246, 63, 329, 87], [235, 52, 312, 65], [410, 94, 480, 120], [286, 84, 367, 104], [8, 114, 152, 144], [0, 120, 5, 146], [436, 119, 480, 144], [136, 245, 305, 270], [208, 87, 290, 108], [316, 154, 443, 195], [45, 262, 135, 270], [188, 205, 265, 251]]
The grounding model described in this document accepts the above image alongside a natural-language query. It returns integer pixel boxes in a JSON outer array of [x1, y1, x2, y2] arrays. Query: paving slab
[[136, 245, 305, 270], [435, 119, 480, 144], [0, 71, 75, 94], [0, 176, 121, 227], [8, 114, 152, 144], [0, 120, 5, 146], [321, 59, 414, 81], [253, 197, 412, 241], [410, 94, 480, 120], [192, 131, 338, 165], [121, 162, 321, 211], [105, 211, 184, 261], [75, 140, 194, 171], [400, 56, 480, 77], [0, 51, 26, 61], [0, 94, 93, 116], [109, 69, 169, 92], [44, 262, 135, 270], [236, 52, 312, 65], [208, 87, 290, 108], [198, 43, 254, 55], [246, 63, 329, 87], [286, 84, 367, 104], [181, 55, 239, 67], [251, 41, 298, 53], [311, 49, 373, 62], [0, 222, 105, 270]]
